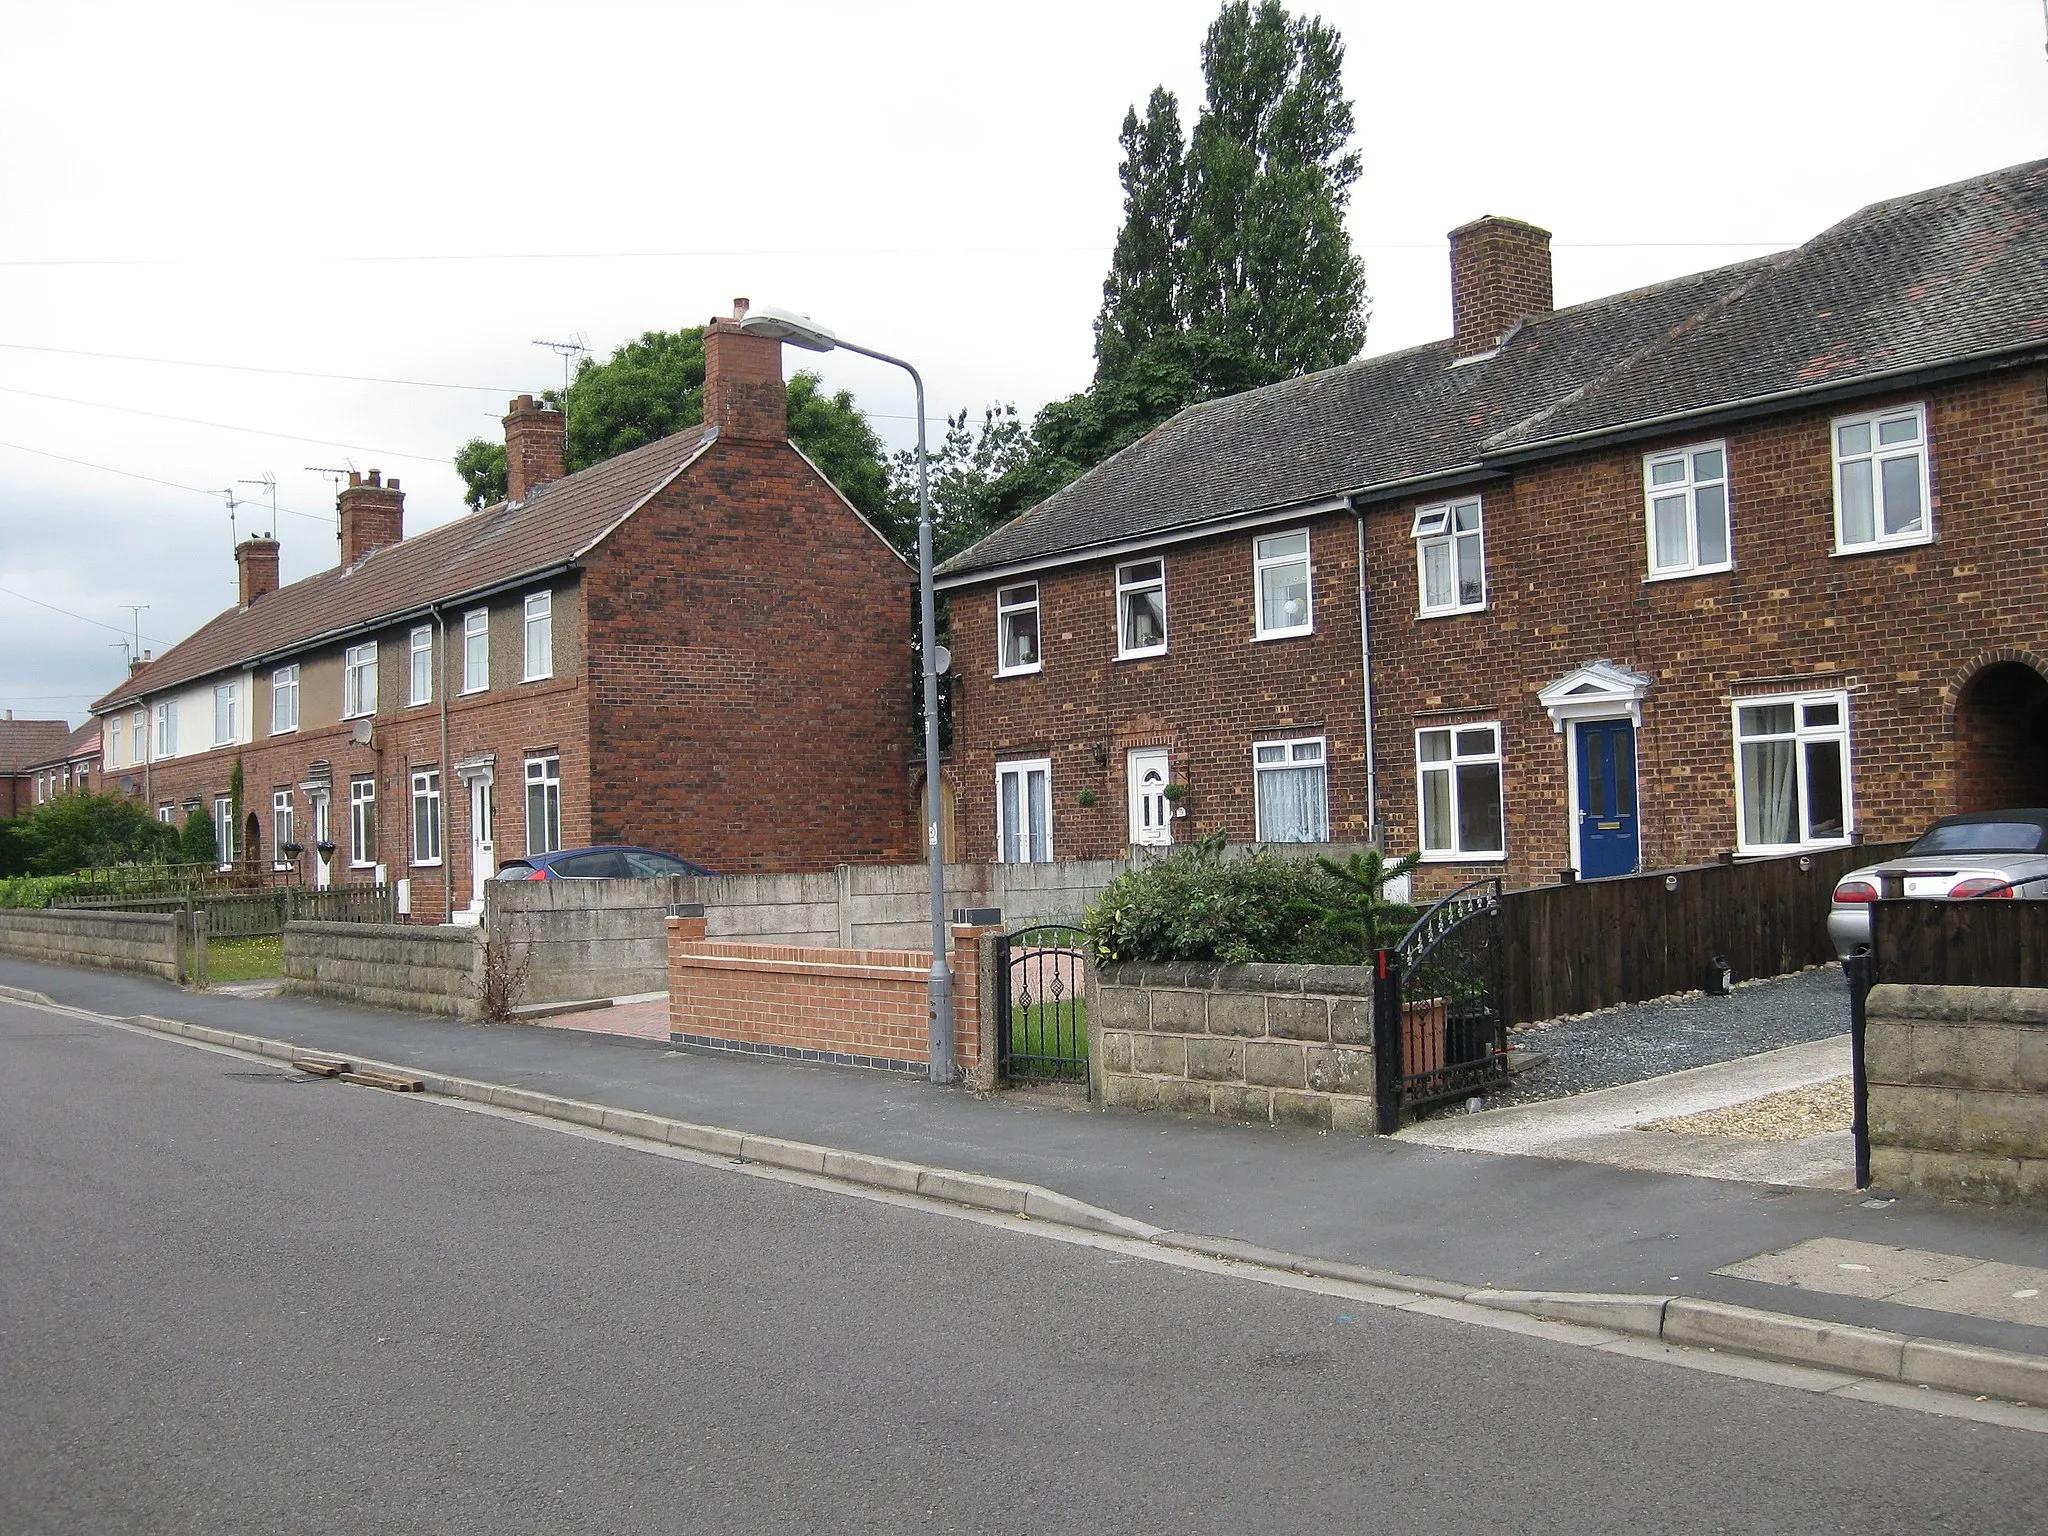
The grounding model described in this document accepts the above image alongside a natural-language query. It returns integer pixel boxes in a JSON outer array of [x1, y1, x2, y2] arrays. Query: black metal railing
[[994, 923, 1090, 1085]]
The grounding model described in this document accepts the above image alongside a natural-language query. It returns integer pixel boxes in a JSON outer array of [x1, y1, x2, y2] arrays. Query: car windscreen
[[1909, 821, 2048, 854]]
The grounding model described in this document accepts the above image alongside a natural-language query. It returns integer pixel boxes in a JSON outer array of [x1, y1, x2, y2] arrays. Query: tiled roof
[[0, 719, 74, 774], [93, 425, 714, 713], [939, 158, 2048, 580]]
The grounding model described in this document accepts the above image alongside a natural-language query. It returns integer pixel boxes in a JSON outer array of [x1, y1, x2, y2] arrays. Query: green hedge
[[0, 874, 90, 910], [1082, 838, 1420, 967]]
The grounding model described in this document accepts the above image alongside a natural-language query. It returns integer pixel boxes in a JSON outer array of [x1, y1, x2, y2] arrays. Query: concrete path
[[1400, 1036, 1854, 1188], [3, 953, 2043, 1369]]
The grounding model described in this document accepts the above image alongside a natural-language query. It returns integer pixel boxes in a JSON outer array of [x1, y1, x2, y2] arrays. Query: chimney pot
[[733, 297, 749, 318], [338, 472, 405, 568], [702, 313, 788, 442], [1448, 215, 1554, 360], [504, 393, 567, 503]]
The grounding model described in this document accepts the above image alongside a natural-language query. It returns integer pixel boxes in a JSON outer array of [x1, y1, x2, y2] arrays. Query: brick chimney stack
[[235, 536, 281, 607], [504, 394, 567, 502], [338, 469, 405, 569], [1449, 216, 1554, 359], [131, 650, 151, 677], [702, 298, 788, 441]]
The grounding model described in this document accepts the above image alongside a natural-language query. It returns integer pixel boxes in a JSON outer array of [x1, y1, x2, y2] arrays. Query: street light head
[[736, 304, 837, 353]]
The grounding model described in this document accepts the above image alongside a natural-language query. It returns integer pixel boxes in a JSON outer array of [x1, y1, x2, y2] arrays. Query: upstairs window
[[996, 583, 1041, 676], [1254, 530, 1313, 638], [1734, 692, 1851, 852], [1418, 723, 1505, 859], [271, 665, 299, 734], [213, 682, 237, 746], [463, 608, 490, 693], [1115, 559, 1167, 658], [1413, 497, 1486, 615], [409, 626, 434, 706], [108, 718, 122, 769], [1645, 443, 1732, 577], [153, 700, 177, 759], [523, 591, 553, 681], [132, 710, 144, 760], [1253, 737, 1329, 843], [343, 642, 378, 719], [1834, 404, 1930, 552]]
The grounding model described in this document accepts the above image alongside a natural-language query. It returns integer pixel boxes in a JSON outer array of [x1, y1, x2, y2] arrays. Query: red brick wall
[[666, 916, 986, 1069], [945, 511, 1369, 862], [582, 436, 914, 874], [1368, 369, 2048, 893]]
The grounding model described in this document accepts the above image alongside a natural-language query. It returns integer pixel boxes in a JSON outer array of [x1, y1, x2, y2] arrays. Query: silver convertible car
[[1828, 809, 2048, 958]]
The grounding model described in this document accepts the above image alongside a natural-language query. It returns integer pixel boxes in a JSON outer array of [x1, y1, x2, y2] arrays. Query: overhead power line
[[0, 384, 449, 466], [0, 585, 172, 648], [0, 339, 519, 393], [0, 438, 334, 526]]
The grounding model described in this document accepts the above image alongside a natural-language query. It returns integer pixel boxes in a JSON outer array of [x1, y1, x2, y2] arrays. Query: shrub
[[0, 874, 89, 909], [1082, 835, 1422, 967], [5, 792, 180, 876], [181, 807, 218, 868]]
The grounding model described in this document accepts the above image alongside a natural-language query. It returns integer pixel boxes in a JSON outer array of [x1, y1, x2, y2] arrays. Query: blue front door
[[1575, 719, 1640, 879]]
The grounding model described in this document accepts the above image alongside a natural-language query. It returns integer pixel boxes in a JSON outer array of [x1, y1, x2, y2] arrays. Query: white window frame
[[1114, 559, 1167, 659], [522, 591, 553, 682], [1731, 690, 1853, 855], [1832, 403, 1932, 554], [273, 789, 294, 871], [995, 582, 1041, 677], [157, 804, 174, 824], [1643, 441, 1733, 579], [1252, 735, 1330, 844], [408, 626, 434, 707], [153, 700, 177, 759], [524, 754, 562, 856], [1416, 722, 1506, 861], [349, 776, 377, 869], [1412, 496, 1487, 616], [213, 794, 235, 869], [463, 608, 490, 694], [213, 682, 237, 746], [343, 642, 378, 720], [1253, 529, 1314, 639], [410, 768, 443, 867], [108, 718, 122, 769], [132, 711, 145, 761], [270, 665, 299, 735], [995, 757, 1053, 863]]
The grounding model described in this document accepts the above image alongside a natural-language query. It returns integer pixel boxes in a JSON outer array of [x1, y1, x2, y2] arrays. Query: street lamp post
[[738, 305, 955, 1084]]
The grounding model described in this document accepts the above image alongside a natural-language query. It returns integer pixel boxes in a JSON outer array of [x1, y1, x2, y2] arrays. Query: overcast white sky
[[2, 0, 2042, 728]]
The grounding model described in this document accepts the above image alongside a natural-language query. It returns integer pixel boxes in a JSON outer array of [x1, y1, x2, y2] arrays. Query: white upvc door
[[1127, 748, 1172, 847], [469, 774, 495, 909], [311, 794, 332, 889]]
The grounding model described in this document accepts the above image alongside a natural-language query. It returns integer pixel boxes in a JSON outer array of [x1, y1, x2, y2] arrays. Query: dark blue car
[[494, 846, 716, 881]]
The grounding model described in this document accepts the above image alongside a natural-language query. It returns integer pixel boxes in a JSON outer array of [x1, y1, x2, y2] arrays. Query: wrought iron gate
[[1370, 878, 1507, 1130], [994, 923, 1090, 1085]]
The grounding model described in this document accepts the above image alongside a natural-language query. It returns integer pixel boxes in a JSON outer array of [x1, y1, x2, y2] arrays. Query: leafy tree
[[9, 792, 180, 876], [181, 805, 217, 868], [453, 327, 897, 535]]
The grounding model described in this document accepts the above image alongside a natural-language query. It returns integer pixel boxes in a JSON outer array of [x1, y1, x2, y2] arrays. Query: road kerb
[[102, 1009, 2048, 1409]]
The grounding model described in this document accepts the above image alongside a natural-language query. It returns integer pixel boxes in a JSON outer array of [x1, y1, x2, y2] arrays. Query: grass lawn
[[208, 934, 283, 983]]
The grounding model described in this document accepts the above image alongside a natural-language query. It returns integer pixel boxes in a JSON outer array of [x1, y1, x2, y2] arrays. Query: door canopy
[[1538, 660, 1652, 733]]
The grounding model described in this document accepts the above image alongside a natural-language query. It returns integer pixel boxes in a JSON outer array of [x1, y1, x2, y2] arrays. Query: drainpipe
[[1353, 503, 1380, 848], [432, 603, 452, 924]]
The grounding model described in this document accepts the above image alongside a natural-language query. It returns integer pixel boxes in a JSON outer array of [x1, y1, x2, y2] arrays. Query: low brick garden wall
[[1090, 961, 1378, 1132], [667, 914, 995, 1080], [1866, 982, 2048, 1207]]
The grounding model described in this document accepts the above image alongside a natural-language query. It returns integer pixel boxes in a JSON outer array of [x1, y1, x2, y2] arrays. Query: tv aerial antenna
[[221, 487, 240, 551], [531, 333, 590, 395], [237, 472, 277, 539], [306, 463, 357, 544]]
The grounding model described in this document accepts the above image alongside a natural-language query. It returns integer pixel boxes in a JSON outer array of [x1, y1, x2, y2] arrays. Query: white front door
[[311, 794, 332, 889], [1128, 748, 1172, 847], [469, 773, 495, 908]]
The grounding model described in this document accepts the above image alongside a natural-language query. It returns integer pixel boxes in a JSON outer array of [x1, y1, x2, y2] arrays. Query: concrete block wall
[[667, 915, 992, 1079], [486, 878, 672, 1003], [0, 907, 186, 983], [1865, 982, 2048, 1207], [283, 920, 481, 1019], [1091, 961, 1378, 1132]]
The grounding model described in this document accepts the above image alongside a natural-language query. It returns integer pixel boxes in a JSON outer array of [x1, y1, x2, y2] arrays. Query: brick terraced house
[[90, 308, 914, 920], [935, 159, 2048, 895], [19, 720, 104, 810], [0, 716, 82, 819]]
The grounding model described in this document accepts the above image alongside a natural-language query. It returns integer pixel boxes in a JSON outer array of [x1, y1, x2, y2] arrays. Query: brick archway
[[1951, 656, 2048, 811]]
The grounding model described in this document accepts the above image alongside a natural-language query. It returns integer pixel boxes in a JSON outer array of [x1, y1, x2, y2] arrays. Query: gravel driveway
[[1489, 964, 1853, 1107]]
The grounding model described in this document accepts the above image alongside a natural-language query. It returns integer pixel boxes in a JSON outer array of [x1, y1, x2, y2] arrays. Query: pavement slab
[[1720, 1238, 2048, 1328], [2, 952, 2044, 1363]]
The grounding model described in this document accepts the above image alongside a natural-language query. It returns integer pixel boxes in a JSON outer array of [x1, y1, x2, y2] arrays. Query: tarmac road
[[2, 997, 2043, 1535]]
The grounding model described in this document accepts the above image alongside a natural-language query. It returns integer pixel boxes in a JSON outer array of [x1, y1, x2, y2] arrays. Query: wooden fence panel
[[1499, 842, 1909, 1025], [1871, 901, 2048, 988]]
